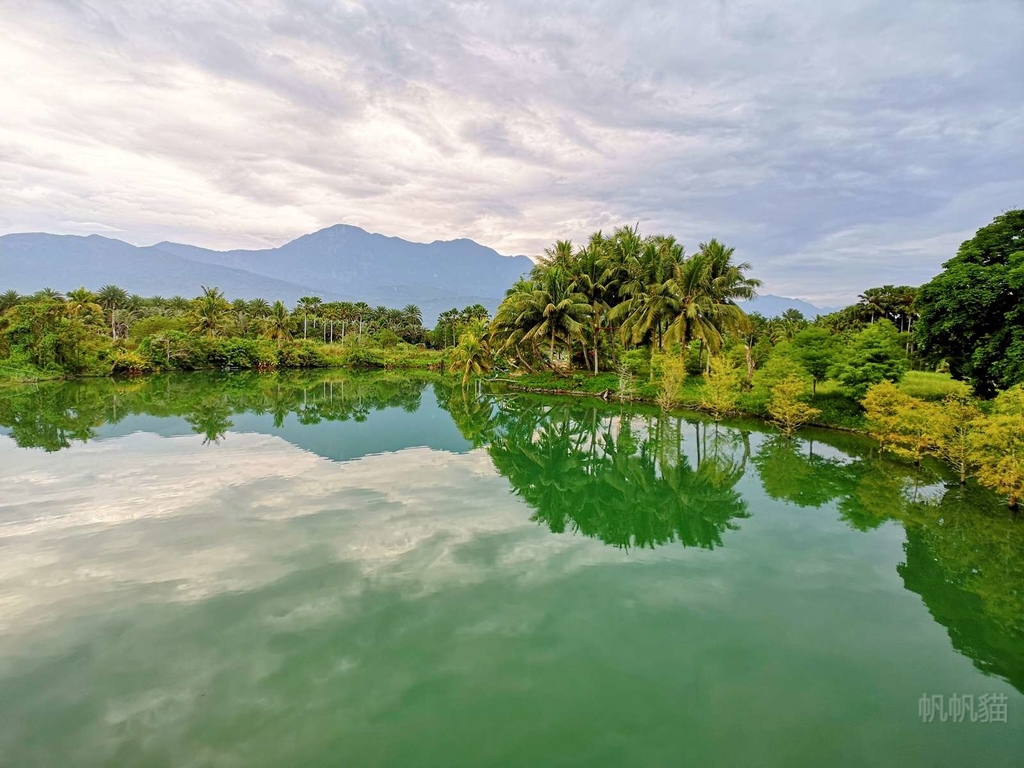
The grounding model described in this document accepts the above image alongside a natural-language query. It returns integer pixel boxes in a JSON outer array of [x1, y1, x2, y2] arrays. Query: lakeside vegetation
[[0, 287, 463, 379], [470, 210, 1024, 508], [2, 209, 1022, 506]]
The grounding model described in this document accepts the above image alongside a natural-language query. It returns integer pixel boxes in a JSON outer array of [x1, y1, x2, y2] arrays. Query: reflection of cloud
[[0, 431, 632, 643]]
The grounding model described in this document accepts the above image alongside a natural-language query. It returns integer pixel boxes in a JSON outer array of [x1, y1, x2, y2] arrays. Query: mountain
[[0, 233, 330, 304], [0, 226, 534, 325], [0, 226, 841, 324], [738, 294, 838, 319]]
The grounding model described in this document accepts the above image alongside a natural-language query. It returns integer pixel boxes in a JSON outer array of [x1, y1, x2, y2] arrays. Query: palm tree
[[65, 287, 102, 319], [96, 284, 129, 339], [663, 240, 759, 359], [448, 325, 493, 385], [248, 297, 271, 317], [0, 290, 21, 313], [613, 237, 684, 352], [402, 304, 422, 326], [33, 287, 65, 302], [296, 296, 322, 339], [262, 300, 296, 346], [189, 286, 231, 337], [527, 267, 591, 367]]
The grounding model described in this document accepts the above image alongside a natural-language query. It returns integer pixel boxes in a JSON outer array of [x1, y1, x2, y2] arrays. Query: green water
[[0, 371, 1021, 767]]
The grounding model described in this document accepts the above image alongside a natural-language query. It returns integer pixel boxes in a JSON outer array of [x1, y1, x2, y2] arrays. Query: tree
[[915, 209, 1024, 396], [861, 381, 914, 453], [789, 326, 834, 395], [296, 296, 322, 339], [768, 375, 820, 436], [0, 290, 21, 313], [829, 320, 908, 398], [656, 356, 687, 411], [970, 385, 1024, 509], [96, 284, 129, 339], [261, 301, 295, 346], [699, 354, 741, 420], [928, 393, 983, 485], [448, 324, 493, 386], [189, 286, 231, 338]]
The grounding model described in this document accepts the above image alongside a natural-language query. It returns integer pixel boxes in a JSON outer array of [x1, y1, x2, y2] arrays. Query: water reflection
[[1, 372, 1022, 696]]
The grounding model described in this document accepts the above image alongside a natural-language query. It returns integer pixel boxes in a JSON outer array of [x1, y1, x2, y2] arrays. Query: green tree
[[789, 326, 834, 395], [189, 286, 231, 338], [829, 320, 908, 398], [261, 301, 296, 346], [916, 210, 1024, 395]]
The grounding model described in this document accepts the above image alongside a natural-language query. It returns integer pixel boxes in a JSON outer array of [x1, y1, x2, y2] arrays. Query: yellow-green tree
[[768, 375, 820, 437], [970, 385, 1024, 509], [656, 355, 687, 411], [861, 381, 912, 453], [699, 354, 741, 420], [862, 381, 935, 463], [928, 393, 983, 484]]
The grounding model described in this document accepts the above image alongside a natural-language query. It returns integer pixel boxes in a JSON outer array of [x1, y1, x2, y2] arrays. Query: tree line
[[0, 285, 477, 376]]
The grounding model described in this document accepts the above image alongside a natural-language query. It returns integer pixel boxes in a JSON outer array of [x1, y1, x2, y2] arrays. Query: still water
[[0, 371, 1021, 766]]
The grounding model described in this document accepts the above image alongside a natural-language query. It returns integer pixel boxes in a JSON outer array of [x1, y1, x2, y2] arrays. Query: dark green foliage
[[789, 326, 835, 393], [916, 209, 1024, 396], [828, 320, 909, 398]]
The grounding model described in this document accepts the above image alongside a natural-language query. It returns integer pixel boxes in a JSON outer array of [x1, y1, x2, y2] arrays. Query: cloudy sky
[[1, 0, 1022, 303]]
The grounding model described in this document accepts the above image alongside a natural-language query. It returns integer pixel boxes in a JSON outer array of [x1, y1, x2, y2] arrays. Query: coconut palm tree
[[189, 286, 231, 338], [448, 324, 493, 386], [248, 297, 271, 317], [613, 237, 685, 351], [262, 300, 296, 346], [526, 267, 591, 367]]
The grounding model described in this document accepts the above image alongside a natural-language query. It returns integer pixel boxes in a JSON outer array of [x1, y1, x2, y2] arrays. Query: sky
[[1, 0, 1022, 305]]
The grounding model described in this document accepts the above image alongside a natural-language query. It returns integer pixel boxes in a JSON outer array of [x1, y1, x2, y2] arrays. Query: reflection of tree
[[478, 399, 750, 550], [898, 488, 1024, 693], [752, 435, 851, 509], [0, 382, 102, 451], [0, 370, 436, 450], [184, 395, 234, 444]]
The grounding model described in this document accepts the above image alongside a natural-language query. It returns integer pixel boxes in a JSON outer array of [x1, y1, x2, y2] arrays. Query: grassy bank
[[0, 341, 446, 384], [491, 369, 969, 434]]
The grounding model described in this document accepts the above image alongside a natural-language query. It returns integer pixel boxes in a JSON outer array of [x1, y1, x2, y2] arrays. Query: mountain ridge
[[1, 226, 836, 323]]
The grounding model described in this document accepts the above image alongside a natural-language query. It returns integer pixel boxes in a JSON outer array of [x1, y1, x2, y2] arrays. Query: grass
[[898, 370, 971, 400]]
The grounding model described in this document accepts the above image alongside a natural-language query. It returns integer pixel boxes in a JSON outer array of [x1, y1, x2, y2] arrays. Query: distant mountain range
[[0, 225, 837, 324]]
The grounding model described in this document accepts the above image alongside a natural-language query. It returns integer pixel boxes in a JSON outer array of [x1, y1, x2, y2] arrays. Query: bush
[[619, 348, 650, 380], [343, 347, 386, 369], [209, 338, 277, 369], [277, 340, 328, 368], [373, 329, 402, 348]]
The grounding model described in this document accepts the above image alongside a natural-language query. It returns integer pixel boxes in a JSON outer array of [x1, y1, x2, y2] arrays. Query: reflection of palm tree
[[482, 399, 750, 551]]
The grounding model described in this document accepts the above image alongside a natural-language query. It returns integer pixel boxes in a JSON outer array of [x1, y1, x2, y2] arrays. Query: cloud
[[0, 0, 1022, 301]]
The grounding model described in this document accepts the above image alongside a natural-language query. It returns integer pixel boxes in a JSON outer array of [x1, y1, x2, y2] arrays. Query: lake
[[0, 371, 1021, 766]]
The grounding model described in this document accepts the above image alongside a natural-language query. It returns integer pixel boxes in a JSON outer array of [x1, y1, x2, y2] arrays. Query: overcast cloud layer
[[1, 0, 1022, 304]]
